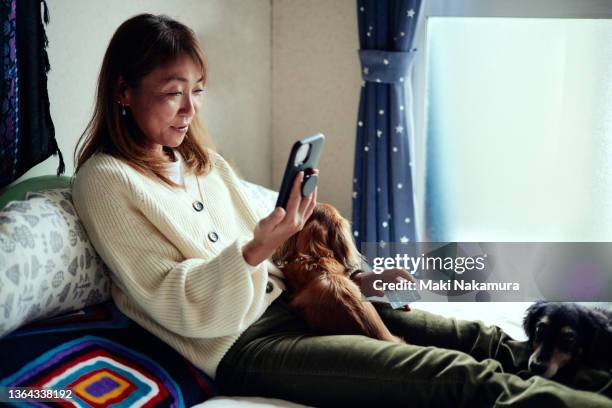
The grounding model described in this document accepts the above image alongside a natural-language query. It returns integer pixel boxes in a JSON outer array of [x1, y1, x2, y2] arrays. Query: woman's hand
[[242, 170, 318, 266], [354, 268, 416, 311]]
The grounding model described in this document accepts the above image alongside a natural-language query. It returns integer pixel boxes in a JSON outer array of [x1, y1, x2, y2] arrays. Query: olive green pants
[[216, 295, 612, 407]]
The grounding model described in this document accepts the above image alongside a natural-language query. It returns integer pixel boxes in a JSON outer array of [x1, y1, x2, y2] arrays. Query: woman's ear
[[115, 76, 132, 106]]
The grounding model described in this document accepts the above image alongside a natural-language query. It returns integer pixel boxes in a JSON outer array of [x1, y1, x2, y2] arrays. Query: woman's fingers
[[263, 207, 286, 228], [285, 171, 303, 217], [298, 170, 319, 216], [282, 169, 319, 232], [296, 196, 315, 230], [397, 269, 416, 283], [283, 171, 306, 233], [298, 184, 318, 225], [303, 187, 317, 221], [298, 186, 313, 214], [383, 268, 417, 286]]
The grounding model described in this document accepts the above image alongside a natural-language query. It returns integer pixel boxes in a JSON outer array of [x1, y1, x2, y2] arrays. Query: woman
[[72, 14, 612, 407]]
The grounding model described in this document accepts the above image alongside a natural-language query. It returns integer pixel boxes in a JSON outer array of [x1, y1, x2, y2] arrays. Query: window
[[412, 0, 612, 241]]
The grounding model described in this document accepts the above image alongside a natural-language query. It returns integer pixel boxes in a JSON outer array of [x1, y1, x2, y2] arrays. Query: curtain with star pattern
[[352, 0, 421, 254]]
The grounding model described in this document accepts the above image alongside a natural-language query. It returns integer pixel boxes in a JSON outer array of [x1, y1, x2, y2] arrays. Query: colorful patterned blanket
[[0, 301, 218, 407]]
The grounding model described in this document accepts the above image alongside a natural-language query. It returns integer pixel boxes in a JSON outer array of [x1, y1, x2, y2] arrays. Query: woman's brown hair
[[74, 13, 213, 186]]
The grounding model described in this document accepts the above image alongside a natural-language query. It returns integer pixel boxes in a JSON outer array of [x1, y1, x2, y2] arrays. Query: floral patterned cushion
[[0, 181, 275, 338], [0, 189, 110, 337]]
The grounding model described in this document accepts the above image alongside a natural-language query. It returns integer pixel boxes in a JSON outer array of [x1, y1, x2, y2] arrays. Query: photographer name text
[[374, 279, 520, 292]]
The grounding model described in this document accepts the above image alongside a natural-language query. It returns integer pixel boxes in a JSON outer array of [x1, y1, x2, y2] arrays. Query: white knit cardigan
[[72, 150, 285, 378]]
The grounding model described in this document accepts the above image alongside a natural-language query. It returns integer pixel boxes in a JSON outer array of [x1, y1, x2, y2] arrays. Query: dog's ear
[[327, 217, 361, 269], [579, 308, 609, 339], [580, 308, 612, 368], [279, 207, 336, 261], [523, 301, 548, 342], [328, 222, 350, 264]]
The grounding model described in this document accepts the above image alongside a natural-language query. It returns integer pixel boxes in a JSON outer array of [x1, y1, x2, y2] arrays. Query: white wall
[[272, 0, 360, 216], [10, 0, 360, 216], [15, 0, 272, 186]]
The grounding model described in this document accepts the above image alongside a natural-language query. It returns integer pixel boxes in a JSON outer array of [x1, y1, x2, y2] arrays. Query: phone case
[[275, 133, 325, 209]]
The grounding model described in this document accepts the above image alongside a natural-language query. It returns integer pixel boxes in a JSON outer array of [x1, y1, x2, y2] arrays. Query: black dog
[[523, 301, 612, 378]]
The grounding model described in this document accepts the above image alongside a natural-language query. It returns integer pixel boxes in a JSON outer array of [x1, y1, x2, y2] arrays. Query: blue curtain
[[352, 0, 421, 253]]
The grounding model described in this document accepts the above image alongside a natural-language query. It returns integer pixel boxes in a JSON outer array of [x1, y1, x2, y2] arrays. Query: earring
[[117, 100, 126, 116]]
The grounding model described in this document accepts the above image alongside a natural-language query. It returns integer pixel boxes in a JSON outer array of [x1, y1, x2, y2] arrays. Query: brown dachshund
[[273, 203, 404, 343]]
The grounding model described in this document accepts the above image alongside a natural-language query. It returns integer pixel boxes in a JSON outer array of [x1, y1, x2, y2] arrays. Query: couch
[[0, 175, 545, 407]]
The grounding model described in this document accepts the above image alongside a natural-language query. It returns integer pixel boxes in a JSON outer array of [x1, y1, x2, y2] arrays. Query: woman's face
[[122, 53, 205, 159]]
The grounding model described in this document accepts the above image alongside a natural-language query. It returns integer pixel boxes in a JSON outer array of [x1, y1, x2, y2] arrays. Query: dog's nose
[[529, 359, 548, 375]]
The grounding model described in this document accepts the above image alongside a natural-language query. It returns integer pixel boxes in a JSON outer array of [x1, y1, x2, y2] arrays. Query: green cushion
[[0, 175, 72, 209]]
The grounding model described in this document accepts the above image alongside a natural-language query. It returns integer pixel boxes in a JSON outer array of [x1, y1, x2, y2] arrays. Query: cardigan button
[[193, 200, 204, 212], [266, 281, 274, 293], [208, 231, 219, 242]]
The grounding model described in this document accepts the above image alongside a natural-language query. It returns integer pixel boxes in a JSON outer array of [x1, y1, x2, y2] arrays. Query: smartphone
[[275, 133, 325, 209]]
